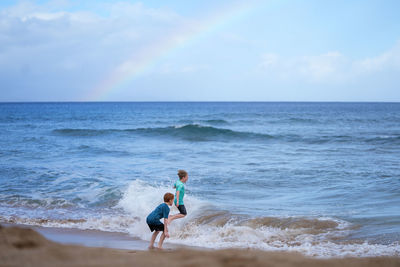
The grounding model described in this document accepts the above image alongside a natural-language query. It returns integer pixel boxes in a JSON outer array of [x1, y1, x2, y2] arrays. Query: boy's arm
[[176, 190, 180, 206], [164, 218, 169, 237]]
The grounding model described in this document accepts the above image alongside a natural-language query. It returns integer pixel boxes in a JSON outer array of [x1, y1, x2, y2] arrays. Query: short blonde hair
[[177, 170, 188, 179]]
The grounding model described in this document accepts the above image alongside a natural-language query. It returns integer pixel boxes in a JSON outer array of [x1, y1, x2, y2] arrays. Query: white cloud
[[159, 63, 210, 74], [354, 41, 400, 73], [0, 1, 190, 100], [107, 2, 179, 21], [298, 52, 349, 82], [259, 41, 400, 84], [260, 53, 279, 69]]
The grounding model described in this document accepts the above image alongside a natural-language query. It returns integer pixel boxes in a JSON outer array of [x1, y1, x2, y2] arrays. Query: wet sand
[[1, 224, 399, 267], [3, 223, 198, 251]]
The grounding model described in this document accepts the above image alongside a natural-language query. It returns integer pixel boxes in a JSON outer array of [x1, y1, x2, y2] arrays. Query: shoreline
[[1, 224, 400, 267], [2, 223, 200, 251]]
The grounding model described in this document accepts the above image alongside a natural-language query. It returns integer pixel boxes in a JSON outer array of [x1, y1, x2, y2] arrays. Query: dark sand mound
[[1, 225, 399, 267]]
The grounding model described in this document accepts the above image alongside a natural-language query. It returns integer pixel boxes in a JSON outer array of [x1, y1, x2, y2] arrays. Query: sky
[[0, 0, 399, 101]]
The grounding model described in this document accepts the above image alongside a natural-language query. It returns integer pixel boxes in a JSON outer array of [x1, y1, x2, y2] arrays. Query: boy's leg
[[157, 232, 166, 249], [168, 213, 185, 224], [149, 231, 160, 249], [169, 205, 187, 224]]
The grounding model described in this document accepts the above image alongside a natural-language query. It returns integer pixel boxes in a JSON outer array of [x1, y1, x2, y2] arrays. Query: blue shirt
[[146, 203, 170, 225]]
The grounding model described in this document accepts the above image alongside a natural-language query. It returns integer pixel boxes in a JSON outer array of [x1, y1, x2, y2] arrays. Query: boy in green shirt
[[168, 170, 188, 223]]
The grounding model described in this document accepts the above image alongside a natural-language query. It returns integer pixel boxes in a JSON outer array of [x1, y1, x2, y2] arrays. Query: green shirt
[[174, 180, 185, 206]]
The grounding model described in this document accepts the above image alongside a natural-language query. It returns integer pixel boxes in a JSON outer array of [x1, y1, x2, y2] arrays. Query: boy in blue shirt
[[146, 192, 174, 249], [168, 170, 188, 223]]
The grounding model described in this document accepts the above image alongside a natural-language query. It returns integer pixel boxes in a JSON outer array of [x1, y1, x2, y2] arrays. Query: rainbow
[[84, 2, 258, 101]]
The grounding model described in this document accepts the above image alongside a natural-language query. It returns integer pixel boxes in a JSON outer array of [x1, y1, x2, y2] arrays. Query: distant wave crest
[[52, 125, 400, 144], [52, 124, 275, 142]]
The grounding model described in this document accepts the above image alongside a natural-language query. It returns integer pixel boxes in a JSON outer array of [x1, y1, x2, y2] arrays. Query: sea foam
[[2, 179, 399, 258], [116, 180, 400, 258]]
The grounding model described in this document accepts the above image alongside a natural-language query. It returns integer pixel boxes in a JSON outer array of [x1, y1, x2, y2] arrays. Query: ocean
[[0, 102, 399, 257]]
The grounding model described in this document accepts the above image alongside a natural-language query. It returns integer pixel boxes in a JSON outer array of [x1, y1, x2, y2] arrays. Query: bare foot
[[156, 247, 164, 250], [148, 246, 155, 250]]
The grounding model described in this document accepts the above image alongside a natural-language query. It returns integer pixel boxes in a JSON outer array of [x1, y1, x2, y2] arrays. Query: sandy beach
[[1, 224, 399, 267]]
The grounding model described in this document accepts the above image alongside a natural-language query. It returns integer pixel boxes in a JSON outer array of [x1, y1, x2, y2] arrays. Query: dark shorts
[[177, 205, 187, 215], [147, 223, 164, 232]]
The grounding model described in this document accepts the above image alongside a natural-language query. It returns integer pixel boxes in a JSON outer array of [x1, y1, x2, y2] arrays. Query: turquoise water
[[0, 102, 399, 257]]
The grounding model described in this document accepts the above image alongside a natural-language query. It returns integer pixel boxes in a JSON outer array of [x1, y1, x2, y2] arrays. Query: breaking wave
[[3, 179, 399, 258]]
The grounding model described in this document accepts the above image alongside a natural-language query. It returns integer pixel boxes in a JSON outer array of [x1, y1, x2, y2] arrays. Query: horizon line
[[1, 100, 400, 104]]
